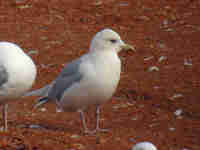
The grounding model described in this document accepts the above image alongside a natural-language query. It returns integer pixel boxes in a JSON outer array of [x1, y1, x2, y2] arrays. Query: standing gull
[[34, 28, 135, 134], [0, 42, 37, 131]]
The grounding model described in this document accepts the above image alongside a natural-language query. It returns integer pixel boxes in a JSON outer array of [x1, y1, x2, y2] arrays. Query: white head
[[132, 142, 157, 150], [0, 41, 26, 56], [89, 28, 135, 53]]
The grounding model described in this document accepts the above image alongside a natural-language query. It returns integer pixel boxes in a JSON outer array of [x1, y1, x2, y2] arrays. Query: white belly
[[60, 51, 121, 111], [0, 53, 36, 103]]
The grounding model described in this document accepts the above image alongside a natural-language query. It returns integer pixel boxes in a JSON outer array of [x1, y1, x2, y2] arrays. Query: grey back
[[48, 58, 83, 101]]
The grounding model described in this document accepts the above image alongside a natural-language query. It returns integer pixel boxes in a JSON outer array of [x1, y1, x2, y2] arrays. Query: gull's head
[[89, 28, 135, 53], [132, 142, 157, 150]]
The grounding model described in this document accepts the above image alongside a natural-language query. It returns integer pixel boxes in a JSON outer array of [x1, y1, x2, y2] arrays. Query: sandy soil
[[0, 0, 200, 150]]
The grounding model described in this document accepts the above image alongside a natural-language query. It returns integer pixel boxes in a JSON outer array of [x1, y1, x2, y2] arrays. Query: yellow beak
[[120, 44, 136, 52]]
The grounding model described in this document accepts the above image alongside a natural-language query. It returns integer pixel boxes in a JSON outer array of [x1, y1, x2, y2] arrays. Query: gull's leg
[[95, 106, 109, 132], [79, 110, 95, 134], [2, 103, 8, 132]]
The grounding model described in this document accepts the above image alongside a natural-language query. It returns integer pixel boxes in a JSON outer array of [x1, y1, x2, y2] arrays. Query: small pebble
[[174, 109, 183, 116], [165, 28, 175, 32], [163, 19, 169, 26], [184, 59, 192, 66], [0, 126, 4, 131], [40, 36, 48, 41], [71, 134, 80, 139], [181, 148, 190, 150], [119, 2, 129, 7], [40, 107, 47, 112], [158, 42, 166, 49], [153, 86, 160, 90], [93, 0, 102, 6], [29, 124, 41, 129], [170, 93, 183, 100], [138, 16, 150, 21], [16, 5, 32, 9], [128, 137, 135, 142], [148, 66, 159, 72], [28, 50, 39, 55], [158, 56, 167, 62], [169, 127, 175, 131], [131, 117, 138, 120], [56, 107, 63, 112], [144, 56, 154, 61], [16, 124, 27, 128]]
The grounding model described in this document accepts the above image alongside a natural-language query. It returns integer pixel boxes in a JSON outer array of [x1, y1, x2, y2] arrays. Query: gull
[[33, 28, 135, 134], [0, 42, 37, 131], [132, 142, 157, 150]]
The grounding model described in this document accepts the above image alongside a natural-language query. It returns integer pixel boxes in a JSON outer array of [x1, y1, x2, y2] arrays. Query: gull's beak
[[120, 44, 136, 52]]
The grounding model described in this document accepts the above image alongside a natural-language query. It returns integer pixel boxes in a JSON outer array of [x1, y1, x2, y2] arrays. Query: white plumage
[[132, 142, 157, 150], [28, 29, 135, 134], [0, 42, 37, 131]]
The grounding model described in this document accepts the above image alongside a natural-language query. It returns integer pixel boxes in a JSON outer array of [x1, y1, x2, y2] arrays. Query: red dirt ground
[[0, 0, 200, 150]]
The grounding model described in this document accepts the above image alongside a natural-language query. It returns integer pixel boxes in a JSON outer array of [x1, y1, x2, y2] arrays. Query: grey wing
[[0, 64, 8, 88], [23, 81, 55, 97], [48, 58, 83, 101]]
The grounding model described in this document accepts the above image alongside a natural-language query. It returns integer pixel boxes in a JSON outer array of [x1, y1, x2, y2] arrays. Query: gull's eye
[[110, 39, 117, 43]]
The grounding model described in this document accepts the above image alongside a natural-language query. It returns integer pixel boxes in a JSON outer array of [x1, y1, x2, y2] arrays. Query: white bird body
[[31, 29, 135, 134], [0, 42, 36, 101], [0, 41, 36, 131], [132, 142, 157, 150], [59, 49, 121, 111]]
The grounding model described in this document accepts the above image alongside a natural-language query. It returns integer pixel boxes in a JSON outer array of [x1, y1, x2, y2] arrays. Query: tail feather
[[34, 97, 50, 109], [23, 81, 55, 97]]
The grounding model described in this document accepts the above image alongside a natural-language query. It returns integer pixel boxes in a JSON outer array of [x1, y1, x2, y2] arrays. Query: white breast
[[0, 42, 36, 100], [60, 51, 121, 111], [91, 51, 121, 100]]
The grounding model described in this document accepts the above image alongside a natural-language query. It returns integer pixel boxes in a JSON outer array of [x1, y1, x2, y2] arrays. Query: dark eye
[[110, 39, 117, 43]]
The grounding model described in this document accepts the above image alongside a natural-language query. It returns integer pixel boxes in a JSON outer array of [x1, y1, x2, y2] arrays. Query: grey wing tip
[[34, 97, 49, 109]]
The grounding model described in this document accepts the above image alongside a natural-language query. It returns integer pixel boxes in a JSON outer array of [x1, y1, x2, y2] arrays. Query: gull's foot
[[95, 127, 109, 133], [83, 128, 109, 135], [83, 129, 97, 135]]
